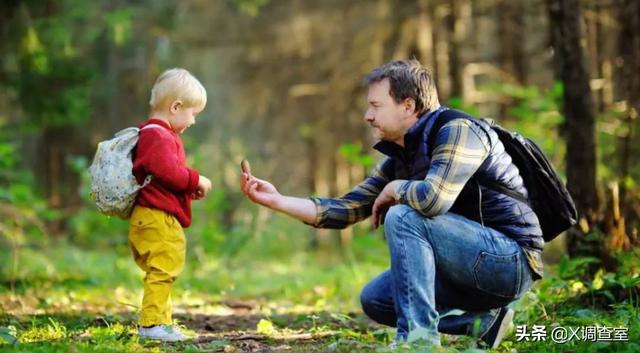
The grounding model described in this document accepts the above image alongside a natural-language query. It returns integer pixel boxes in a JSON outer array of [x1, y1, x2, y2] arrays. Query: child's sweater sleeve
[[136, 130, 200, 194]]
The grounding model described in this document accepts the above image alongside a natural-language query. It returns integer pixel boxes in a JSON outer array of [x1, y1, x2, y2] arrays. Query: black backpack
[[427, 109, 578, 242]]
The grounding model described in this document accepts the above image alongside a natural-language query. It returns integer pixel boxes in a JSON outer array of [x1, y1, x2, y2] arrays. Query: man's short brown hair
[[364, 59, 439, 115]]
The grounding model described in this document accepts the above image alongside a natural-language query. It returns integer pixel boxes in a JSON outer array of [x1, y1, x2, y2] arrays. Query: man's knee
[[383, 204, 413, 232], [359, 284, 375, 313], [360, 285, 395, 326]]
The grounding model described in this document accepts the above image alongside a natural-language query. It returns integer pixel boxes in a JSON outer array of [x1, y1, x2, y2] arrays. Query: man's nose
[[364, 110, 374, 122]]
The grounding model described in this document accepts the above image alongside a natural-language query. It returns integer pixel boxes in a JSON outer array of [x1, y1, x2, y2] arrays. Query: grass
[[1, 218, 639, 352]]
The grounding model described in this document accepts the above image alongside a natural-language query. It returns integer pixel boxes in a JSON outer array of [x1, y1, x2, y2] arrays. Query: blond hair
[[149, 68, 207, 111]]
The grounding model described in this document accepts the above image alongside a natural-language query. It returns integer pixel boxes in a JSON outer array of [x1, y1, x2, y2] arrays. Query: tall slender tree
[[498, 0, 526, 84], [547, 0, 599, 257], [616, 0, 640, 244]]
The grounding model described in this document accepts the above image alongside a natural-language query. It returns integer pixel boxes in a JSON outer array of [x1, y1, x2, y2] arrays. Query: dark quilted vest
[[374, 107, 544, 251]]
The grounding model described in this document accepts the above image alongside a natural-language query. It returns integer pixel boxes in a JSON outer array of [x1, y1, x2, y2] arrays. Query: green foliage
[[448, 96, 481, 117], [0, 137, 57, 289], [477, 81, 640, 200], [2, 1, 149, 133], [10, 4, 98, 129], [191, 188, 248, 258], [556, 255, 601, 280], [232, 0, 270, 17], [0, 0, 159, 259], [66, 156, 130, 248], [104, 9, 133, 46], [478, 82, 566, 171], [338, 143, 375, 169], [510, 251, 640, 353], [531, 251, 640, 309], [595, 104, 629, 181]]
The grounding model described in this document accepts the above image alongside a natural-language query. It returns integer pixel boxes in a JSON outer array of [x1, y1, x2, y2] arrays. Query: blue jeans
[[360, 205, 534, 345]]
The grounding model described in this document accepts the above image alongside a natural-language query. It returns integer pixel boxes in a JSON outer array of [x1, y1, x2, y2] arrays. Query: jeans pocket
[[473, 251, 521, 299]]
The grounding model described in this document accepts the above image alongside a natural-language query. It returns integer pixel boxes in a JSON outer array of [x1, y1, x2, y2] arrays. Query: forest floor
[[0, 244, 638, 353]]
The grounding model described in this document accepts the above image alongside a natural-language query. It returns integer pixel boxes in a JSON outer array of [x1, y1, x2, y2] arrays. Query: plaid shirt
[[309, 115, 544, 277], [309, 118, 489, 226]]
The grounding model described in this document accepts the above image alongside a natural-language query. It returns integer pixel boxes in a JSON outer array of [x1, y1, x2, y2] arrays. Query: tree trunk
[[497, 0, 526, 120], [415, 0, 435, 70], [38, 126, 81, 234], [618, 0, 640, 222], [447, 0, 466, 99], [433, 3, 451, 100], [498, 0, 527, 85], [547, 0, 599, 258], [585, 3, 605, 113]]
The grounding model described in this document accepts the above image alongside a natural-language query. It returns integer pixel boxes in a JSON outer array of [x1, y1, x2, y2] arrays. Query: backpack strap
[[426, 109, 468, 157], [480, 171, 529, 204], [140, 123, 164, 131], [137, 124, 164, 187]]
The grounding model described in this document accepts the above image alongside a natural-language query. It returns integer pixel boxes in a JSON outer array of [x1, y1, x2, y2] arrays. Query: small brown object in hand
[[240, 159, 252, 174]]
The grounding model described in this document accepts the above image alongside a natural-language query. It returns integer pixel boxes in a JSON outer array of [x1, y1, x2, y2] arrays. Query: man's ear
[[404, 98, 416, 116], [170, 100, 183, 114]]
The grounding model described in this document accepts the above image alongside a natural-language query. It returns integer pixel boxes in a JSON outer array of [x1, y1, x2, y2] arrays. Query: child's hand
[[195, 175, 212, 199]]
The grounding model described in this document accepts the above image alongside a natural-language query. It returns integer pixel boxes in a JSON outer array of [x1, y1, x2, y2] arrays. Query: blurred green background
[[0, 0, 639, 352]]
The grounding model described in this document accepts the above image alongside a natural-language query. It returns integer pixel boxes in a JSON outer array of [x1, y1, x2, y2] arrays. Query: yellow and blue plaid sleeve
[[394, 119, 490, 217], [307, 158, 393, 229]]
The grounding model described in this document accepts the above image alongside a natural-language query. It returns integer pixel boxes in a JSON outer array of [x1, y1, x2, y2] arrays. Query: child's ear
[[170, 100, 183, 113]]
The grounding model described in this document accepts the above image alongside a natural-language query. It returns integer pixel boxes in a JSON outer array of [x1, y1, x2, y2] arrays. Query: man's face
[[364, 79, 412, 144]]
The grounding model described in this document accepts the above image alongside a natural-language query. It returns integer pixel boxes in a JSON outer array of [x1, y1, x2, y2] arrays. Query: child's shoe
[[138, 325, 187, 342]]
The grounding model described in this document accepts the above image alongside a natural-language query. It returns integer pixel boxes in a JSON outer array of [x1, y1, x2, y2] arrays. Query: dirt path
[[174, 300, 380, 352]]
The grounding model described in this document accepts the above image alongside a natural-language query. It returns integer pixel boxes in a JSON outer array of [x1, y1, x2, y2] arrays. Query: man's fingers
[[249, 180, 259, 193], [371, 200, 380, 230], [244, 181, 254, 196], [242, 176, 255, 195], [372, 217, 377, 230], [371, 208, 377, 229], [240, 173, 247, 188], [240, 173, 250, 189], [371, 194, 395, 230], [380, 207, 388, 225], [246, 176, 257, 189]]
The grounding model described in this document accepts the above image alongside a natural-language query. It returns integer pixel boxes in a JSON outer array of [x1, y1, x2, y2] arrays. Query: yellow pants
[[129, 206, 186, 326]]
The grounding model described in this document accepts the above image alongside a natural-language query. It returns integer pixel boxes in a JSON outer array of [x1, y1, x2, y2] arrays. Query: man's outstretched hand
[[371, 180, 403, 230], [238, 159, 319, 225], [240, 160, 281, 208]]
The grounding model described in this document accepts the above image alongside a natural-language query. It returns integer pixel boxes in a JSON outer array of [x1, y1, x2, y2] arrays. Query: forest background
[[0, 0, 638, 352]]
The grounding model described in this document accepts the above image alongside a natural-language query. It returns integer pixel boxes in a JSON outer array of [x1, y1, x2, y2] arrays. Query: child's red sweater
[[132, 119, 200, 228]]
